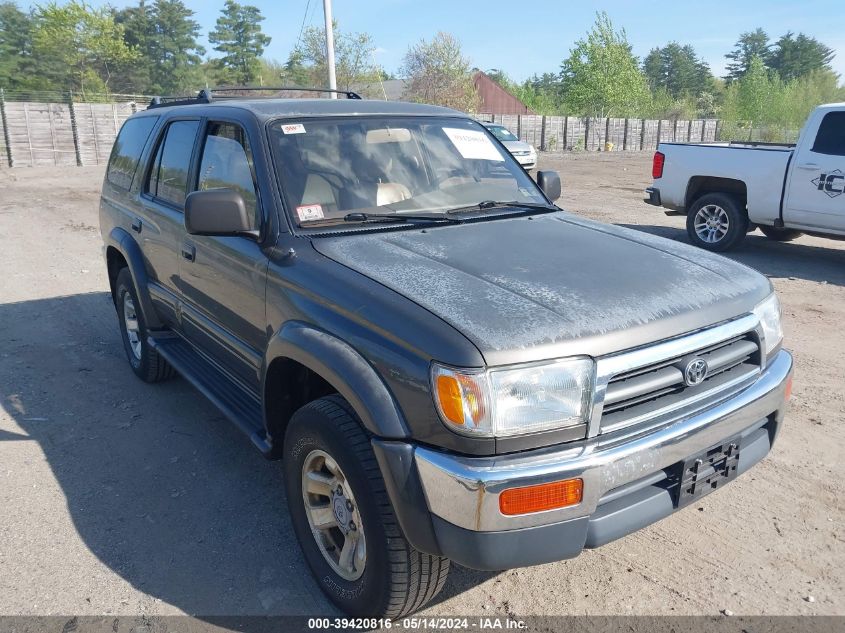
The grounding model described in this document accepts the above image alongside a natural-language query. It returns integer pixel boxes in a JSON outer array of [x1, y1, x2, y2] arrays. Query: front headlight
[[753, 293, 784, 358], [431, 358, 595, 438]]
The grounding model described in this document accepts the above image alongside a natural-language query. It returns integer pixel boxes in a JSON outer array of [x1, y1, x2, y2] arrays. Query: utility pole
[[323, 0, 337, 98]]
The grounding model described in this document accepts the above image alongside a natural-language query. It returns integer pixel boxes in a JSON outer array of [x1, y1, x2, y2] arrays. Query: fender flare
[[263, 321, 410, 439], [106, 227, 163, 330]]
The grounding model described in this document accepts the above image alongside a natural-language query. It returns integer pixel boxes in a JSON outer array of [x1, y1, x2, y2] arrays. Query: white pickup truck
[[645, 102, 845, 251]]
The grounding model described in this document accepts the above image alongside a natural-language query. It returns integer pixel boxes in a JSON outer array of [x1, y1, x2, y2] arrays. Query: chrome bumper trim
[[414, 349, 791, 532]]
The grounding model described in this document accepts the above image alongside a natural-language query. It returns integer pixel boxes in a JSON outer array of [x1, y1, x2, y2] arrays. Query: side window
[[811, 112, 845, 156], [107, 116, 158, 190], [196, 122, 260, 226], [145, 120, 200, 207]]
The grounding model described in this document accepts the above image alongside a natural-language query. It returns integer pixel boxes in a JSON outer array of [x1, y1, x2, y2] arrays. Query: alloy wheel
[[301, 449, 367, 581], [693, 204, 730, 244]]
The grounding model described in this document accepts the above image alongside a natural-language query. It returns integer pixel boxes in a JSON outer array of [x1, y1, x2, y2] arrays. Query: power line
[[294, 0, 312, 52]]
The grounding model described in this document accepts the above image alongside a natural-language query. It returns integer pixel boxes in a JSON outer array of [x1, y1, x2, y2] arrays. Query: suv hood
[[313, 213, 771, 366]]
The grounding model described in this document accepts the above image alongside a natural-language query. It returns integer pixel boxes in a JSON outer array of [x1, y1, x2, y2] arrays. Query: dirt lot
[[1, 153, 843, 619]]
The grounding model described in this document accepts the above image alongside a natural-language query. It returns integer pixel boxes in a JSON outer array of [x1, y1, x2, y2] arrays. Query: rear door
[[783, 110, 845, 232], [176, 119, 268, 390], [139, 118, 201, 325]]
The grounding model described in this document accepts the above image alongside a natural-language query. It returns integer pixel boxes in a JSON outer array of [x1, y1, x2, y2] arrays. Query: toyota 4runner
[[100, 89, 793, 617]]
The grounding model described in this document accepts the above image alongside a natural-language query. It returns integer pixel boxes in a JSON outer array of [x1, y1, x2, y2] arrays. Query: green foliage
[[725, 28, 835, 84], [287, 21, 384, 94], [0, 2, 33, 89], [725, 28, 770, 82], [401, 32, 480, 112], [30, 1, 138, 95], [559, 12, 650, 118], [643, 42, 714, 99], [208, 0, 271, 85], [720, 57, 845, 141], [146, 0, 205, 93], [769, 32, 835, 82], [113, 0, 204, 95]]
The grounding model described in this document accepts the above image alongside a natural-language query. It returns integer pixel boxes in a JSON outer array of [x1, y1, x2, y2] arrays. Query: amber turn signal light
[[785, 375, 793, 401], [499, 478, 583, 516]]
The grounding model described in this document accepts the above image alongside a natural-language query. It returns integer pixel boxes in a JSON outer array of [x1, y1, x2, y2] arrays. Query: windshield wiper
[[300, 212, 463, 228], [445, 200, 557, 215]]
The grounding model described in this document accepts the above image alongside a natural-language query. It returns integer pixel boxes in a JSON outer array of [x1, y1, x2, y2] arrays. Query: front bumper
[[514, 154, 537, 169], [373, 350, 792, 570]]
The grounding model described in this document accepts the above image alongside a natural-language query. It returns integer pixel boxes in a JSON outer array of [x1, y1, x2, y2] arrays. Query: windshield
[[268, 116, 547, 228], [486, 124, 519, 142]]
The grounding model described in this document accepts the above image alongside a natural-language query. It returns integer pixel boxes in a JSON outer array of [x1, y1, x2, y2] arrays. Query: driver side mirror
[[536, 170, 562, 201], [185, 189, 253, 236]]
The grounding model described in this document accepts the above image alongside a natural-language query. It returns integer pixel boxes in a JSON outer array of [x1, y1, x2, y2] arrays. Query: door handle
[[131, 218, 142, 232], [796, 162, 820, 170], [181, 243, 196, 262]]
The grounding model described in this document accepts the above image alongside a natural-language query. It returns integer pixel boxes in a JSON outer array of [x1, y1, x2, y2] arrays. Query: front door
[[783, 109, 845, 232], [177, 120, 268, 390]]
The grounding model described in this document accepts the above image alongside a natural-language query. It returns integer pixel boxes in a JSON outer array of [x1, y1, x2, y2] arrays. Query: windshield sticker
[[443, 128, 504, 161], [296, 204, 324, 221], [281, 123, 306, 135]]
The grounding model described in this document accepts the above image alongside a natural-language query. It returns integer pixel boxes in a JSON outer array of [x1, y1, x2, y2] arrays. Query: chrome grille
[[594, 317, 762, 436]]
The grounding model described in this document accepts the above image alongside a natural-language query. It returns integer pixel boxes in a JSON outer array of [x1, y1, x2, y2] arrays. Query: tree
[[113, 1, 153, 91], [30, 1, 138, 95], [146, 0, 204, 93], [292, 22, 383, 93], [725, 28, 770, 81], [208, 0, 270, 85], [769, 32, 835, 82], [0, 2, 33, 89], [735, 56, 776, 122], [400, 32, 479, 112], [559, 12, 650, 118], [643, 42, 714, 99]]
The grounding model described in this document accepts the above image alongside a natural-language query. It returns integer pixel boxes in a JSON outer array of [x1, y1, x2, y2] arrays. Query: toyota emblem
[[684, 358, 708, 386]]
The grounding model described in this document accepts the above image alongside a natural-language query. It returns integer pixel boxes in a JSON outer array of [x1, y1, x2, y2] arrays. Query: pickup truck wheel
[[284, 395, 450, 617], [686, 193, 748, 252], [760, 226, 803, 242], [115, 268, 174, 383]]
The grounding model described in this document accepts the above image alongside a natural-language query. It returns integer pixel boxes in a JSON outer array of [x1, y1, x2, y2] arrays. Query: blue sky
[[34, 0, 845, 81]]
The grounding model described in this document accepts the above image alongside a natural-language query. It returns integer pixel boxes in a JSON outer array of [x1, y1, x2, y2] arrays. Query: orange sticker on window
[[296, 204, 324, 221]]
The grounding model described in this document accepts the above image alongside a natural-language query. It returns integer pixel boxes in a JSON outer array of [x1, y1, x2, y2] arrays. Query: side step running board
[[148, 334, 271, 455]]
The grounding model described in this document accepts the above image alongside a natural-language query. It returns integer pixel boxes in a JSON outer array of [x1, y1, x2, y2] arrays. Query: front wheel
[[760, 225, 803, 242], [283, 395, 450, 617], [686, 193, 748, 252], [114, 268, 174, 382]]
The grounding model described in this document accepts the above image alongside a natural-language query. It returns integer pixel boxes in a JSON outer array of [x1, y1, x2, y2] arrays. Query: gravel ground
[[0, 153, 843, 620]]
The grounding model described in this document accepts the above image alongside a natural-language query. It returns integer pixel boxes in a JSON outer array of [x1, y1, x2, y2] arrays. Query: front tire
[[760, 225, 803, 242], [284, 395, 450, 617], [115, 268, 174, 383], [686, 193, 748, 252]]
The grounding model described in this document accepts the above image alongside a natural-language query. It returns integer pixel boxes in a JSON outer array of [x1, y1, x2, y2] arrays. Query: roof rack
[[147, 86, 362, 109]]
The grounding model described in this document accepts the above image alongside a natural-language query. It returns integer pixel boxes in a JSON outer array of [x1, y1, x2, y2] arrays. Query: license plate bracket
[[675, 437, 741, 508]]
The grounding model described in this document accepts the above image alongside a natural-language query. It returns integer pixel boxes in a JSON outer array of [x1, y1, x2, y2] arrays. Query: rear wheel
[[686, 192, 748, 252], [760, 225, 803, 242], [115, 268, 174, 383], [284, 395, 450, 617]]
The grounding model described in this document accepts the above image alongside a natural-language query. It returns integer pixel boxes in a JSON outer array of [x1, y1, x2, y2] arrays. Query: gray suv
[[99, 89, 793, 617]]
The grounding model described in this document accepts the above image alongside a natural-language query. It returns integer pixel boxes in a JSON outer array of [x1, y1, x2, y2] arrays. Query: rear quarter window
[[106, 116, 158, 190], [811, 111, 845, 156]]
